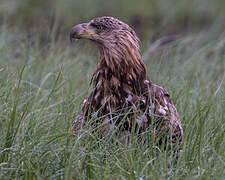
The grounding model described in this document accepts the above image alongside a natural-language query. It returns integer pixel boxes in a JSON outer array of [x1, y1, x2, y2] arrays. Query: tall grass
[[0, 26, 224, 179]]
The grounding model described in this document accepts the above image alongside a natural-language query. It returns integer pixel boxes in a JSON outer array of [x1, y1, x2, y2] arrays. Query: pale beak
[[70, 23, 90, 42]]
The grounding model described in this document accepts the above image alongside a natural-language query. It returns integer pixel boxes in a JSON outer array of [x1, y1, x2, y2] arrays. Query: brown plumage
[[70, 16, 183, 146]]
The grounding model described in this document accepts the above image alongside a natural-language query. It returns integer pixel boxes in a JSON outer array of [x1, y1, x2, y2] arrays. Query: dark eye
[[95, 25, 102, 30], [90, 23, 102, 30]]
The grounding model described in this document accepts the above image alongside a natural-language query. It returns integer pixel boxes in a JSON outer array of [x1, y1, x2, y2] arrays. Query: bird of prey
[[70, 16, 183, 147]]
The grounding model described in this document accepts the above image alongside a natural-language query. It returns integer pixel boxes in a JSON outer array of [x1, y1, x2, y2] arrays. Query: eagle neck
[[92, 46, 147, 93], [97, 46, 146, 75]]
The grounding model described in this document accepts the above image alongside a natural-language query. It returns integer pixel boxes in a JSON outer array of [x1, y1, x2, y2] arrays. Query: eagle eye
[[95, 25, 102, 30], [95, 24, 102, 30], [90, 23, 103, 31]]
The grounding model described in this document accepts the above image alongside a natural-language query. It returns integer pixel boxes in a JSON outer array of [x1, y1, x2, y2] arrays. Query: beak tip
[[69, 30, 74, 43]]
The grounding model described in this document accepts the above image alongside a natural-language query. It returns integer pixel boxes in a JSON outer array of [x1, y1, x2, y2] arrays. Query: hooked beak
[[70, 23, 97, 43]]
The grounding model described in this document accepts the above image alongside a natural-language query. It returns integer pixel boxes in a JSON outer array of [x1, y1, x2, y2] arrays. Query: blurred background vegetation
[[1, 0, 225, 43]]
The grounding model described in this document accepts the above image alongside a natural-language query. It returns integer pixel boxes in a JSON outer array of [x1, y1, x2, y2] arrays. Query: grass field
[[0, 25, 225, 179]]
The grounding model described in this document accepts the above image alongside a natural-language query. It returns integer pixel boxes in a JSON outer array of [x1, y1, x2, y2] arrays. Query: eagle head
[[70, 16, 140, 50], [70, 16, 144, 74]]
